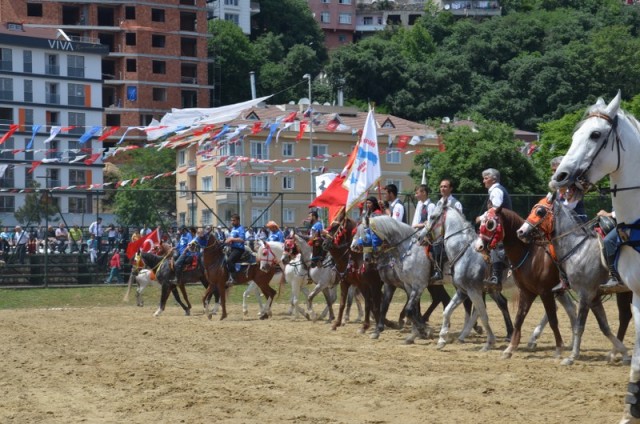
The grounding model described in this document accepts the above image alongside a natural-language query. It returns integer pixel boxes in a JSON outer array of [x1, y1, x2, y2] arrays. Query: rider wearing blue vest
[[266, 221, 285, 243], [308, 210, 323, 238], [226, 213, 246, 285], [174, 226, 194, 281], [478, 168, 512, 288]]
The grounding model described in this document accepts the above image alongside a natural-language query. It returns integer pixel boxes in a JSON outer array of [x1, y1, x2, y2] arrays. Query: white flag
[[345, 109, 381, 212], [315, 172, 337, 197], [44, 126, 61, 143]]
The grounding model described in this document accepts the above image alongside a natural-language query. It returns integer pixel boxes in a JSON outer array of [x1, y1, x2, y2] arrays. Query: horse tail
[[509, 288, 520, 310], [123, 272, 134, 302], [276, 272, 286, 300]]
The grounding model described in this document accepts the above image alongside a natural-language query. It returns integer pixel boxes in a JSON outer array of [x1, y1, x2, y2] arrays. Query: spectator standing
[[14, 225, 28, 264], [0, 227, 10, 256], [141, 224, 152, 236], [107, 224, 117, 251], [87, 234, 98, 263], [55, 223, 69, 253], [384, 184, 405, 223], [103, 249, 122, 284], [89, 217, 103, 252]]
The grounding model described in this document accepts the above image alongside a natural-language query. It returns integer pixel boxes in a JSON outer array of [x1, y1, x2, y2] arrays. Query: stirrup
[[552, 281, 568, 292], [601, 277, 621, 289]]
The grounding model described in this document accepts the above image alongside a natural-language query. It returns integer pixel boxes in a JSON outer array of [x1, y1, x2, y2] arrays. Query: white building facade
[[0, 23, 108, 226]]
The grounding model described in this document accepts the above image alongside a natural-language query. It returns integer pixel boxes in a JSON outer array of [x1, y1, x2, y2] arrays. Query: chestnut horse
[[476, 207, 570, 359], [201, 234, 278, 320]]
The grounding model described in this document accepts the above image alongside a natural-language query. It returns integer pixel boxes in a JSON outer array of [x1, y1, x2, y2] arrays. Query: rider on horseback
[[430, 180, 463, 281], [477, 168, 512, 289], [226, 214, 246, 286], [174, 226, 193, 282], [598, 209, 624, 289]]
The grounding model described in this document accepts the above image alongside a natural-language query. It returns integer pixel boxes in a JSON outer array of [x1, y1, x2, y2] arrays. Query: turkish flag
[[309, 175, 348, 222], [126, 228, 160, 260], [397, 135, 410, 149]]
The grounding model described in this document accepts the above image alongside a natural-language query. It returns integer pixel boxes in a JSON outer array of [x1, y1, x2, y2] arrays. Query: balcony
[[67, 67, 85, 78], [0, 60, 12, 71], [442, 1, 502, 17], [46, 93, 60, 104], [45, 65, 60, 75], [181, 76, 197, 85], [0, 90, 13, 101], [46, 179, 62, 188]]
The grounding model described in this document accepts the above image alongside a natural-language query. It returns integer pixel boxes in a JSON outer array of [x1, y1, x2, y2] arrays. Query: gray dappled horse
[[419, 203, 513, 351], [351, 215, 432, 344], [517, 193, 630, 366]]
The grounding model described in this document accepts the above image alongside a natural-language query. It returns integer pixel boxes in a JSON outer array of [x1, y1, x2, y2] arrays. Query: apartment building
[[175, 103, 439, 229], [1, 0, 213, 145], [208, 0, 260, 35], [0, 23, 108, 226], [308, 0, 357, 49]]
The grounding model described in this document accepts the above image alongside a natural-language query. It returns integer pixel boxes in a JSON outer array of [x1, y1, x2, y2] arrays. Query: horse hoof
[[501, 351, 513, 360], [357, 328, 365, 335], [473, 324, 484, 335], [436, 341, 446, 350], [243, 309, 248, 317], [527, 342, 537, 350], [404, 337, 415, 345], [259, 313, 269, 320], [370, 332, 380, 340], [480, 345, 492, 352], [185, 309, 191, 316], [207, 313, 213, 320], [561, 357, 574, 366]]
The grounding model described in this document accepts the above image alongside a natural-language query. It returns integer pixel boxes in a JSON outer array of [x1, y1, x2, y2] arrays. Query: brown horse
[[201, 235, 278, 320], [476, 207, 568, 359]]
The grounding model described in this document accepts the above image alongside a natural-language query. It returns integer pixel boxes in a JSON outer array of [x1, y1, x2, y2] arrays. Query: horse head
[[257, 240, 279, 272], [551, 91, 623, 195], [281, 237, 298, 265], [308, 233, 326, 268], [517, 192, 556, 243], [475, 207, 504, 256], [419, 204, 447, 246]]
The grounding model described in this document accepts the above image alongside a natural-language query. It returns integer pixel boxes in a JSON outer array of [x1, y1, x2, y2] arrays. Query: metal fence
[[0, 189, 614, 288]]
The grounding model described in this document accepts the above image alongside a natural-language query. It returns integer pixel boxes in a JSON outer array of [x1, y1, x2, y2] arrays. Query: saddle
[[183, 255, 200, 273], [224, 247, 256, 273]]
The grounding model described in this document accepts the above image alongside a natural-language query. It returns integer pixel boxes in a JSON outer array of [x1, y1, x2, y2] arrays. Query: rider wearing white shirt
[[431, 179, 464, 281], [384, 184, 405, 223]]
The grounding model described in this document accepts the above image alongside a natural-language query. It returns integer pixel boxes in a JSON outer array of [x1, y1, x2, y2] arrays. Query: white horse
[[550, 91, 640, 423], [123, 269, 193, 312], [282, 235, 339, 322], [256, 240, 309, 318]]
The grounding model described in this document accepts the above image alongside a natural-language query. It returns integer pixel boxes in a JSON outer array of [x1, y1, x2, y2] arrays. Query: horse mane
[[553, 199, 596, 238], [140, 251, 162, 268], [369, 215, 415, 244], [294, 234, 312, 258], [498, 208, 525, 233]]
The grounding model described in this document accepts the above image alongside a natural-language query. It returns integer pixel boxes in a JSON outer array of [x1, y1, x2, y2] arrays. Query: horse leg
[[556, 291, 578, 348], [488, 291, 513, 342], [343, 284, 354, 324], [242, 281, 256, 317], [467, 289, 496, 352], [372, 283, 396, 340], [621, 293, 640, 423], [560, 294, 591, 365], [358, 284, 372, 334], [585, 300, 630, 365], [305, 283, 323, 322], [403, 289, 421, 345], [527, 313, 548, 350], [170, 286, 189, 316], [617, 291, 633, 342], [437, 292, 464, 349], [319, 286, 336, 322], [463, 297, 483, 335], [332, 280, 349, 331], [459, 300, 480, 342], [423, 285, 451, 323], [502, 289, 536, 359], [154, 281, 173, 317], [540, 292, 564, 359], [177, 283, 192, 316]]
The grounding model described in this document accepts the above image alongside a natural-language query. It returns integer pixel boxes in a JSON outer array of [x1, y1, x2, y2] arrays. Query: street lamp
[[303, 73, 313, 202]]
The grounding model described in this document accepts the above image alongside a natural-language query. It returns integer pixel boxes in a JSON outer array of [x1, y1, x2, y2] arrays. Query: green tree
[[14, 182, 58, 226], [112, 149, 176, 228], [412, 118, 545, 218]]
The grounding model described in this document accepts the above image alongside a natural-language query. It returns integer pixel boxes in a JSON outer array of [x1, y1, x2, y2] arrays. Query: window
[[69, 170, 86, 186], [282, 142, 294, 157], [23, 80, 33, 102], [201, 209, 213, 226], [321, 0, 331, 3], [126, 59, 136, 72], [223, 140, 243, 156], [151, 34, 166, 48], [179, 181, 187, 197], [250, 209, 268, 228], [139, 114, 154, 126], [339, 13, 352, 24], [152, 60, 166, 74], [24, 137, 34, 160], [47, 168, 60, 188], [0, 138, 13, 159], [0, 48, 12, 71], [0, 196, 15, 212], [151, 8, 165, 22], [152, 87, 167, 102], [46, 111, 60, 127], [179, 212, 186, 227], [250, 141, 268, 160], [282, 176, 294, 190], [363, 16, 373, 25], [338, 35, 347, 43], [68, 112, 85, 135], [386, 179, 402, 194], [201, 176, 213, 192], [224, 177, 232, 190], [45, 82, 59, 104], [181, 90, 197, 108], [68, 83, 86, 106], [283, 208, 295, 224], [67, 55, 84, 78], [224, 13, 240, 25], [250, 176, 269, 197], [125, 33, 136, 46], [312, 144, 328, 157], [125, 6, 135, 19], [178, 150, 186, 166], [386, 150, 401, 164], [23, 50, 32, 73], [68, 197, 87, 213], [47, 140, 59, 159], [46, 53, 59, 75], [68, 139, 80, 160], [320, 12, 330, 23], [27, 3, 43, 17], [339, 0, 351, 3], [24, 108, 33, 127], [224, 0, 239, 5], [24, 167, 34, 186], [0, 78, 13, 101]]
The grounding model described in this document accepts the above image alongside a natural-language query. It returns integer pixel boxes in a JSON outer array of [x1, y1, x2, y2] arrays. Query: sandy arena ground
[[0, 288, 634, 424]]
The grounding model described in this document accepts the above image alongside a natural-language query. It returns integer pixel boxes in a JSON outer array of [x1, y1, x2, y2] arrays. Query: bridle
[[258, 241, 279, 270]]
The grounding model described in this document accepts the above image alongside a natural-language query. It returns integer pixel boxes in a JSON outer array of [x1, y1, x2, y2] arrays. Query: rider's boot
[[431, 267, 443, 282], [226, 270, 235, 288], [487, 262, 503, 290], [601, 263, 623, 289]]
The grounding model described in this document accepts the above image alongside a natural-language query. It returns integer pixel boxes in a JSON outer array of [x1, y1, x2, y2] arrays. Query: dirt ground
[[0, 287, 634, 424]]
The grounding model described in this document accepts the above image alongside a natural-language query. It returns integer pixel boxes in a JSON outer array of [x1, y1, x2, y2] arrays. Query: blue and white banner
[[345, 108, 381, 212]]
